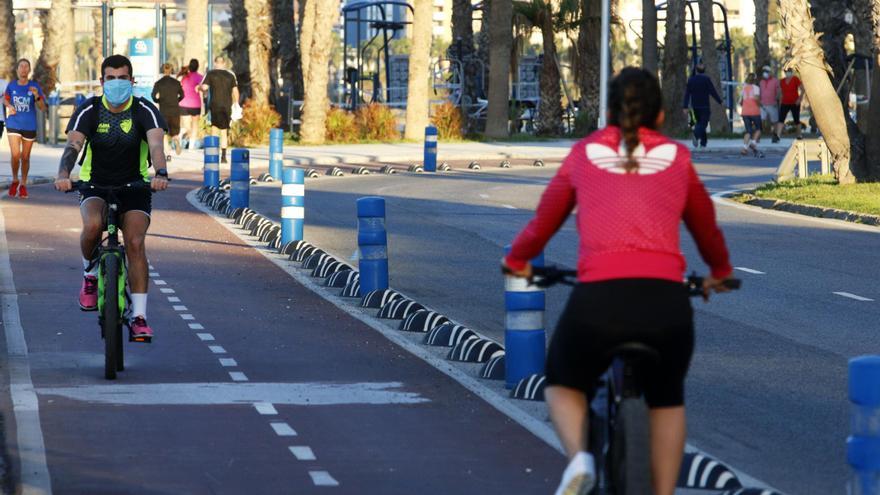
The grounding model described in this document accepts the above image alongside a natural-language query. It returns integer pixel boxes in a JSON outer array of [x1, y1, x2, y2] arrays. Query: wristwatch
[[155, 169, 169, 178]]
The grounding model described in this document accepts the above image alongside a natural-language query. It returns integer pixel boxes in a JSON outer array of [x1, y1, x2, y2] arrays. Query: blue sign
[[128, 38, 159, 100]]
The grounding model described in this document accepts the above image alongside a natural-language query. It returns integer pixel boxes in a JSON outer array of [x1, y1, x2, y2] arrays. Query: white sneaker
[[554, 451, 596, 495]]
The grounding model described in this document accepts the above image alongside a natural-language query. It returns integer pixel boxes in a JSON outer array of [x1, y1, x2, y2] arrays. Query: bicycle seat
[[606, 342, 660, 363]]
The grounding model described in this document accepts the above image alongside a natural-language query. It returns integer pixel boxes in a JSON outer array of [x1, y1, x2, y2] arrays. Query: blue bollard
[[357, 197, 388, 296], [74, 93, 86, 107], [281, 160, 304, 244], [230, 148, 250, 208], [849, 356, 880, 494], [424, 125, 438, 172], [504, 246, 546, 389], [203, 135, 220, 188], [269, 128, 284, 179]]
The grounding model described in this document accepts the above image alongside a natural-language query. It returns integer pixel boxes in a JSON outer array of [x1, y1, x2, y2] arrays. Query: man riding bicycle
[[55, 54, 170, 341]]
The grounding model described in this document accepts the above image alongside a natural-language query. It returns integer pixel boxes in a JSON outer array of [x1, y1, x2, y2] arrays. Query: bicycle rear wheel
[[102, 254, 120, 380], [611, 398, 652, 495]]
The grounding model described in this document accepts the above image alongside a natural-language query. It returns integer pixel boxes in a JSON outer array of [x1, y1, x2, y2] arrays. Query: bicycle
[[529, 266, 741, 495], [67, 181, 152, 380]]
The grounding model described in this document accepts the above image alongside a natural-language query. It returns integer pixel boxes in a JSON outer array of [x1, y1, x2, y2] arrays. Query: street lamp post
[[598, 0, 610, 129]]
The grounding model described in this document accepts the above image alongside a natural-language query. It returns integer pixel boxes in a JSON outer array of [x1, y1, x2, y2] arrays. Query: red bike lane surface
[[0, 178, 561, 495]]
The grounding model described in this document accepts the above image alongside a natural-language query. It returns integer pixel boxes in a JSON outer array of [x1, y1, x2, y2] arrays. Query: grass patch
[[742, 175, 880, 216]]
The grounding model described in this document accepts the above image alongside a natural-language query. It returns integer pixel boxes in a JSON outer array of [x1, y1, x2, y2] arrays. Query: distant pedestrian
[[776, 67, 803, 140], [759, 65, 781, 143], [178, 59, 203, 150], [682, 63, 723, 149], [2, 59, 46, 198], [740, 73, 764, 158], [0, 76, 7, 142], [199, 56, 239, 164], [152, 63, 184, 159]]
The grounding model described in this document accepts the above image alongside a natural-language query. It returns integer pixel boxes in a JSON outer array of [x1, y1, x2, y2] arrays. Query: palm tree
[[299, 0, 336, 144], [91, 9, 103, 79], [245, 0, 272, 105], [485, 0, 513, 138], [514, 0, 562, 135], [852, 0, 873, 132], [642, 0, 657, 74], [184, 0, 208, 67], [698, 0, 727, 133], [865, 0, 880, 178], [661, 0, 688, 135], [404, 0, 432, 140], [577, 0, 600, 134], [452, 0, 479, 117], [753, 0, 769, 70], [779, 0, 853, 183], [34, 0, 75, 94], [227, 0, 251, 99], [0, 0, 15, 80], [299, 0, 316, 87], [271, 0, 296, 107]]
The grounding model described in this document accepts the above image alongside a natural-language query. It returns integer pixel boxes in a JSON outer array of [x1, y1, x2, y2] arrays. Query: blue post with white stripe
[[504, 246, 545, 389], [269, 128, 284, 179], [424, 125, 438, 172], [281, 160, 304, 244], [848, 356, 880, 494], [357, 197, 388, 296], [203, 135, 220, 187], [230, 148, 250, 208]]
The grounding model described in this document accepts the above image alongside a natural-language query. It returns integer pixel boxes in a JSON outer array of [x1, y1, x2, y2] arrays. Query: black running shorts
[[546, 278, 694, 408], [80, 186, 152, 217]]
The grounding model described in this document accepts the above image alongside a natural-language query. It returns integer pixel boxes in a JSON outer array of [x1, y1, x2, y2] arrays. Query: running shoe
[[8, 181, 18, 197], [554, 452, 595, 495], [692, 135, 699, 148], [129, 316, 154, 342], [79, 275, 98, 311], [18, 185, 27, 199], [772, 134, 780, 143], [753, 149, 765, 158]]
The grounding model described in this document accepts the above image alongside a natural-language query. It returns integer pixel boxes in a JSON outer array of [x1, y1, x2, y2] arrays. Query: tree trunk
[[91, 9, 103, 80], [779, 0, 854, 183], [184, 0, 208, 67], [853, 0, 873, 133], [642, 0, 657, 74], [699, 0, 727, 133], [272, 0, 296, 103], [404, 0, 432, 140], [536, 5, 562, 136], [245, 0, 272, 105], [476, 0, 491, 77], [578, 0, 600, 133], [227, 0, 251, 100], [290, 0, 304, 101], [299, 0, 316, 88], [0, 0, 15, 80], [485, 0, 512, 138], [34, 0, 75, 94], [452, 0, 479, 128], [753, 0, 769, 70], [661, 0, 688, 135], [299, 0, 335, 144], [862, 0, 880, 179]]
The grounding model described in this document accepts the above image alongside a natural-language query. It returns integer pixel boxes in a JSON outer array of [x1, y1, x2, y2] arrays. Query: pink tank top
[[180, 72, 203, 109], [741, 84, 760, 116]]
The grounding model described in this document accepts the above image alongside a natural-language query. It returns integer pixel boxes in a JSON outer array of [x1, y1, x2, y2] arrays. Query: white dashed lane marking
[[219, 358, 238, 367], [254, 403, 278, 415], [159, 288, 175, 294], [309, 471, 339, 487], [289, 446, 317, 461], [172, 305, 188, 311], [149, 272, 159, 277], [180, 314, 195, 320], [153, 280, 167, 286], [271, 422, 297, 436], [188, 323, 205, 330], [833, 291, 874, 302], [208, 345, 226, 354], [734, 267, 765, 274], [502, 204, 517, 210], [167, 296, 181, 302], [197, 333, 215, 341], [229, 371, 248, 382]]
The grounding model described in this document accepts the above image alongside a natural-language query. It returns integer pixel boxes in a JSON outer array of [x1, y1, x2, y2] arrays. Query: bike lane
[[0, 178, 560, 494]]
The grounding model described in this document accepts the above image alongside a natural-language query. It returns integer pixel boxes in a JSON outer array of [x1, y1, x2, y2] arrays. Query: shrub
[[230, 100, 282, 147], [355, 103, 399, 141], [325, 108, 359, 143], [431, 101, 463, 140]]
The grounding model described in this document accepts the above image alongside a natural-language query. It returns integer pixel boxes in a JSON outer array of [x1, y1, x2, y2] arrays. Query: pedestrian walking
[[199, 56, 239, 164], [178, 59, 203, 150], [740, 73, 764, 158], [0, 76, 7, 142], [2, 59, 46, 198], [776, 67, 804, 140], [682, 63, 723, 149], [152, 63, 184, 160], [759, 65, 781, 142]]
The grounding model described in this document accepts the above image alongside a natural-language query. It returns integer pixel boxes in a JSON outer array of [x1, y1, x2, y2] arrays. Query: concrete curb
[[729, 191, 880, 227]]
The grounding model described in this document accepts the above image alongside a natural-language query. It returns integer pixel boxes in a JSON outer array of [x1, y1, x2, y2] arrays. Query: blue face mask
[[103, 79, 132, 106]]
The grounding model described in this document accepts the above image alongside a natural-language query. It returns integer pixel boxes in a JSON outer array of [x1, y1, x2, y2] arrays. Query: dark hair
[[101, 54, 133, 78], [188, 59, 199, 72], [695, 63, 706, 74], [16, 58, 30, 69], [745, 72, 756, 85], [607, 67, 663, 173]]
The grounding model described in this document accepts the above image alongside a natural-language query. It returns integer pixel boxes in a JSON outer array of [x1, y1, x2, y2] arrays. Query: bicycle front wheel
[[611, 398, 652, 495], [102, 254, 120, 380]]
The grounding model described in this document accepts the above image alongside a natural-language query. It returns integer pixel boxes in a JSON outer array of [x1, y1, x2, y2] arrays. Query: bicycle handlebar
[[64, 180, 153, 194]]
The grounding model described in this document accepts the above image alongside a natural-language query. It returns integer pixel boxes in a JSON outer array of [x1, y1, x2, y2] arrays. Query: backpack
[[77, 96, 153, 169]]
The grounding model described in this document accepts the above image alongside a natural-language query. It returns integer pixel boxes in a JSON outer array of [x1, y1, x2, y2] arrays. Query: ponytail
[[619, 89, 643, 172], [607, 67, 664, 173]]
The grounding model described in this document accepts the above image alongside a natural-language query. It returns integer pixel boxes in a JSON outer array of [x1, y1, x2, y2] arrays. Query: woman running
[[741, 72, 764, 158], [178, 59, 203, 149], [3, 59, 46, 198]]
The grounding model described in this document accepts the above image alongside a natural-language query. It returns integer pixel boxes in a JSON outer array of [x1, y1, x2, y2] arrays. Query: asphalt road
[[243, 150, 867, 494], [0, 179, 562, 494]]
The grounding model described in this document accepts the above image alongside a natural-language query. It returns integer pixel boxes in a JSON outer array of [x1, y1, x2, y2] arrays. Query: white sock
[[131, 293, 148, 319], [83, 257, 98, 277]]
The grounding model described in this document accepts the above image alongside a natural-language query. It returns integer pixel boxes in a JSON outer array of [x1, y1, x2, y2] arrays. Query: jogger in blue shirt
[[2, 59, 46, 198]]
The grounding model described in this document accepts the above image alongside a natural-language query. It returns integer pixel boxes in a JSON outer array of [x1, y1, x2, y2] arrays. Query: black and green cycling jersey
[[66, 95, 167, 185]]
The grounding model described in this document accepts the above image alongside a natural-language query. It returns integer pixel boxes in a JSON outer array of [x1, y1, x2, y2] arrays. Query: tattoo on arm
[[58, 138, 84, 176]]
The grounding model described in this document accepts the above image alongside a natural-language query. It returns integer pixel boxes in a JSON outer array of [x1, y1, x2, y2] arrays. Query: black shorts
[[743, 115, 762, 136], [162, 112, 181, 136], [180, 107, 201, 117], [6, 128, 36, 141], [546, 279, 694, 408], [210, 107, 231, 130], [80, 186, 152, 217], [779, 104, 800, 124]]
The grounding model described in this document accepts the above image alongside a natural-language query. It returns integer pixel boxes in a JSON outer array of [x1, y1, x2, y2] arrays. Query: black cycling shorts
[[80, 186, 152, 218], [779, 104, 800, 124], [180, 106, 201, 117], [546, 278, 694, 408], [6, 128, 36, 141], [210, 106, 231, 130]]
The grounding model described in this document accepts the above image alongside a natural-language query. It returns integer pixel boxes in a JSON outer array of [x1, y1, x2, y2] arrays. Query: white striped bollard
[[424, 125, 437, 172], [203, 135, 220, 187], [504, 246, 545, 389], [849, 355, 880, 494], [269, 128, 283, 179], [357, 197, 389, 296], [281, 160, 304, 244], [230, 148, 250, 209]]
